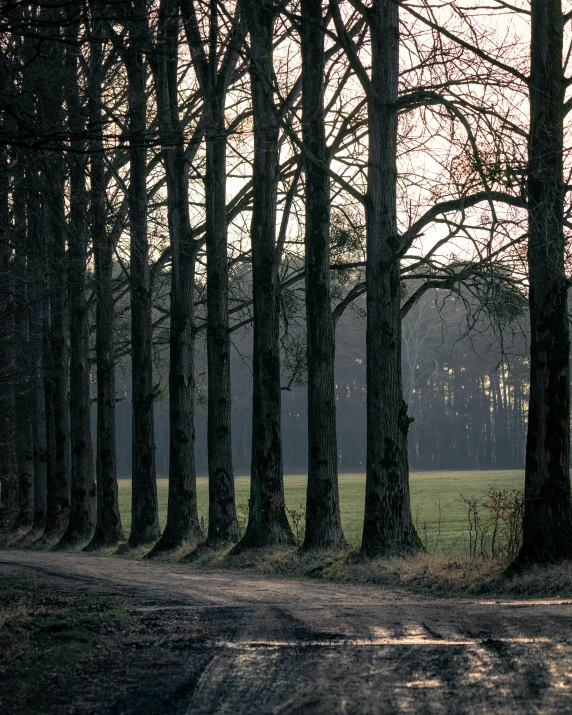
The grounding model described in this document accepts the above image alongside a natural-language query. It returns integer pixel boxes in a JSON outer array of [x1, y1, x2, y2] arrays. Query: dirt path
[[2, 550, 572, 713]]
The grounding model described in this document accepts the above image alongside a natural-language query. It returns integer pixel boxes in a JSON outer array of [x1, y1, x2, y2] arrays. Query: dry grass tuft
[[171, 545, 572, 598], [321, 554, 505, 594], [320, 554, 572, 597], [114, 543, 152, 560]]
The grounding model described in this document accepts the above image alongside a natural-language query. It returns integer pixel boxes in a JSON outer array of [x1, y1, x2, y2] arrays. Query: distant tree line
[[113, 287, 531, 476]]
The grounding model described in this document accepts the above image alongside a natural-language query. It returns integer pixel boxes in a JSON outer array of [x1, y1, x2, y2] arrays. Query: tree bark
[[204, 92, 239, 545], [180, 0, 244, 546], [12, 164, 34, 529], [59, 35, 96, 547], [361, 0, 421, 556], [148, 0, 202, 553], [87, 12, 124, 550], [514, 0, 572, 565], [124, 29, 161, 547], [42, 161, 70, 538], [27, 178, 51, 534], [235, 0, 295, 550], [300, 0, 344, 549], [40, 39, 71, 539], [0, 145, 17, 527], [14, 355, 34, 530]]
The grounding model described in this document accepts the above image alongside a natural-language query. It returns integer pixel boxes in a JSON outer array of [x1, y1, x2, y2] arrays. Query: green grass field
[[117, 470, 524, 554]]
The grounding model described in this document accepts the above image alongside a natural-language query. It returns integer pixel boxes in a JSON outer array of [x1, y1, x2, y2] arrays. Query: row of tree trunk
[[1, 0, 571, 566], [0, 0, 418, 555]]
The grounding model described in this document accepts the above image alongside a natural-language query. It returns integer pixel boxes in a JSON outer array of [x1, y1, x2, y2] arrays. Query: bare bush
[[461, 487, 524, 561]]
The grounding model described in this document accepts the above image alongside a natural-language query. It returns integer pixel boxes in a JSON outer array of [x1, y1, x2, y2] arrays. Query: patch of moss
[[0, 591, 136, 677]]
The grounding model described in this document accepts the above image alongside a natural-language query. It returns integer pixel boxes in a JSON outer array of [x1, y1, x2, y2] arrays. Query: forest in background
[[115, 287, 530, 477]]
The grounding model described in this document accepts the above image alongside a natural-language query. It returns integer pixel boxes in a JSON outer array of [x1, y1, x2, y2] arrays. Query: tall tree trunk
[[60, 37, 96, 547], [514, 0, 572, 565], [14, 350, 34, 530], [361, 0, 420, 556], [148, 0, 202, 553], [235, 0, 295, 550], [453, 364, 464, 467], [43, 163, 71, 538], [204, 90, 239, 545], [27, 178, 51, 534], [0, 146, 17, 527], [12, 164, 34, 529], [202, 0, 239, 547], [41, 39, 71, 539], [300, 0, 344, 549], [87, 12, 123, 550], [42, 209, 56, 529], [180, 0, 243, 546], [125, 35, 160, 547]]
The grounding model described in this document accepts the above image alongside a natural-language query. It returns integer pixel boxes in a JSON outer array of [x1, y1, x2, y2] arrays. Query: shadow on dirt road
[[1, 550, 571, 713]]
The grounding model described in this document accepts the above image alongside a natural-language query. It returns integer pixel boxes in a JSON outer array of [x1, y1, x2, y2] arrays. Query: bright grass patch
[[117, 470, 524, 556]]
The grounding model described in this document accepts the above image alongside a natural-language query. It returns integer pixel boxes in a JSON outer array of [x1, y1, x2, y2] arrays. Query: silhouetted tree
[[234, 0, 295, 550]]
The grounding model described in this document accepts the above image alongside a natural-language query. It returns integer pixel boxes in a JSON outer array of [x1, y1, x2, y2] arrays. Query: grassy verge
[[112, 468, 568, 597], [2, 534, 571, 599], [6, 470, 568, 599], [179, 545, 572, 599]]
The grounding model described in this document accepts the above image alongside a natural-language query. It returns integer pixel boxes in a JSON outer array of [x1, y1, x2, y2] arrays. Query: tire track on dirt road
[[1, 550, 572, 713]]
